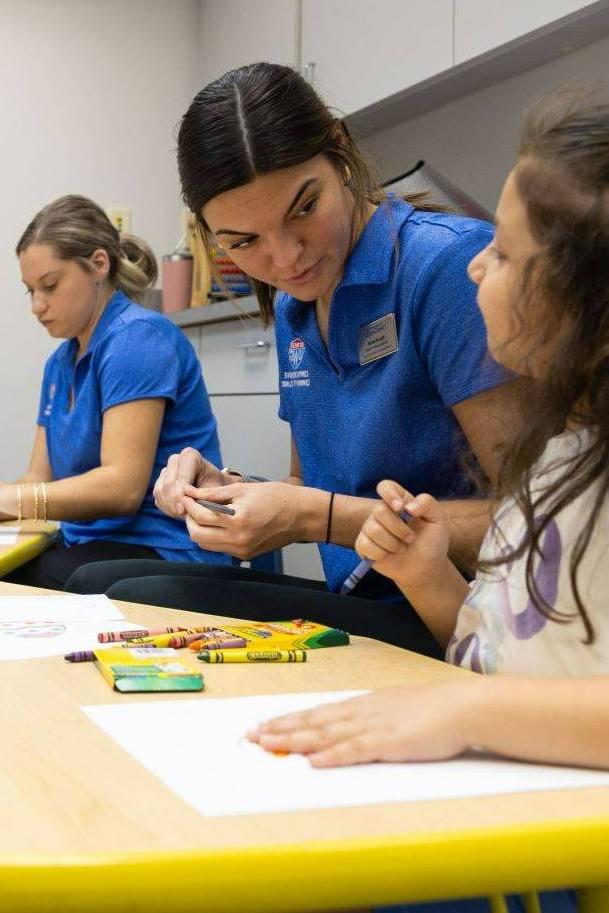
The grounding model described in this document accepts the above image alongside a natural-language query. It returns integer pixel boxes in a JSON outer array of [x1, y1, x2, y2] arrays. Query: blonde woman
[[1, 195, 228, 588]]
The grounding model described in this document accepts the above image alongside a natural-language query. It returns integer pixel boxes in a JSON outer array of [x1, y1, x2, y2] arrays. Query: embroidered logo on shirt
[[358, 313, 398, 365], [282, 337, 310, 390], [288, 337, 305, 369]]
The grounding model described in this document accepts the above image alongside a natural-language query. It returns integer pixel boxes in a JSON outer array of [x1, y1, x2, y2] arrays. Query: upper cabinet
[[454, 0, 598, 64], [197, 0, 609, 135], [198, 0, 298, 87], [299, 0, 608, 132], [300, 0, 453, 116]]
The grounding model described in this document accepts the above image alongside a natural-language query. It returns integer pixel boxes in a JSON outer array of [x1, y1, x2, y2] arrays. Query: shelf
[[346, 1, 609, 139], [166, 295, 261, 329]]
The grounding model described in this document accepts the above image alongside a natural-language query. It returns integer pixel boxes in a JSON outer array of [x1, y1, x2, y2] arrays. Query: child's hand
[[248, 680, 481, 767], [355, 480, 450, 590]]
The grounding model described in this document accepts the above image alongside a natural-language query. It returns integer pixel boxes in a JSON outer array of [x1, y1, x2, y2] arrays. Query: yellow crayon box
[[94, 647, 204, 693], [188, 618, 350, 652]]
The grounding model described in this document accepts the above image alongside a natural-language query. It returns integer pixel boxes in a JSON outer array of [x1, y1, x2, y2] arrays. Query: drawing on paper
[[0, 620, 67, 639]]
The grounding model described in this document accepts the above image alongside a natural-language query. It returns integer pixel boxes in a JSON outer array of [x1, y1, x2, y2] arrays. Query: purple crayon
[[64, 650, 96, 663], [340, 509, 413, 595], [201, 637, 248, 649], [187, 636, 248, 651], [65, 643, 158, 662]]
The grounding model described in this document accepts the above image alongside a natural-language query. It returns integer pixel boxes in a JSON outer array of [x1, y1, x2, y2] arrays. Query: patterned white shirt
[[446, 430, 609, 676]]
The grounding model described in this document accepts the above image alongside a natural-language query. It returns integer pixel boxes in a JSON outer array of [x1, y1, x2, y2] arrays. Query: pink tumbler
[[161, 253, 193, 313]]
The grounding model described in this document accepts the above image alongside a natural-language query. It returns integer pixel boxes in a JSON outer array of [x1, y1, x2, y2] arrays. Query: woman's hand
[[355, 480, 450, 591], [248, 679, 482, 767], [153, 448, 226, 519], [181, 480, 304, 558]]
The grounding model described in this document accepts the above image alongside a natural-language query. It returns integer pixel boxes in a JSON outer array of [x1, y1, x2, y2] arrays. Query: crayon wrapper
[[98, 629, 151, 643], [126, 633, 180, 648], [167, 632, 214, 648], [198, 649, 307, 664]]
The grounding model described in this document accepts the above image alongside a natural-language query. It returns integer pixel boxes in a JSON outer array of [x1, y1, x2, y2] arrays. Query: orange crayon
[[166, 632, 218, 649]]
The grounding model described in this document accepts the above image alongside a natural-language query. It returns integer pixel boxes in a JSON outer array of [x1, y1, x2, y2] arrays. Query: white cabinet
[[197, 0, 607, 136], [197, 318, 278, 395], [192, 314, 325, 581], [454, 0, 597, 64], [210, 392, 324, 581], [301, 0, 453, 116], [301, 0, 607, 134], [198, 0, 299, 86]]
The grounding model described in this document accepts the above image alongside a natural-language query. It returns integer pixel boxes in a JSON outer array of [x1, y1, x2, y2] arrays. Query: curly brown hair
[[484, 90, 609, 643]]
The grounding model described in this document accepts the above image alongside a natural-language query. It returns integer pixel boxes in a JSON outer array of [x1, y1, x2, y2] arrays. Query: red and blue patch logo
[[288, 337, 305, 369]]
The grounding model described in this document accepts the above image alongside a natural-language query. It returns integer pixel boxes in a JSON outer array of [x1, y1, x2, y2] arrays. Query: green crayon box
[[94, 646, 204, 693]]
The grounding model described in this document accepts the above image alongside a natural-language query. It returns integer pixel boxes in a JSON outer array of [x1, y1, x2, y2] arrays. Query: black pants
[[65, 559, 443, 658], [4, 536, 161, 591]]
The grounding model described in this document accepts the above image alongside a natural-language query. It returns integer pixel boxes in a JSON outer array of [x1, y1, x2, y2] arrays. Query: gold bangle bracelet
[[41, 482, 48, 522], [33, 483, 39, 521]]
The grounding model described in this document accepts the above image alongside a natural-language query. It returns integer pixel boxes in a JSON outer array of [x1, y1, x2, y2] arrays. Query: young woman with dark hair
[[66, 64, 524, 655]]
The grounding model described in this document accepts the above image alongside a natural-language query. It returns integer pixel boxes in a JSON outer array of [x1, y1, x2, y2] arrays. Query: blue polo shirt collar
[[339, 197, 414, 288]]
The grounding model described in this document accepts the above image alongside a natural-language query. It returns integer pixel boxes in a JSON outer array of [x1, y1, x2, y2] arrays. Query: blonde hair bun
[[117, 233, 158, 300]]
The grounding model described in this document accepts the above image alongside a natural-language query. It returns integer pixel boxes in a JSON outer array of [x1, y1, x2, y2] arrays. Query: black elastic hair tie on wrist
[[325, 491, 335, 544]]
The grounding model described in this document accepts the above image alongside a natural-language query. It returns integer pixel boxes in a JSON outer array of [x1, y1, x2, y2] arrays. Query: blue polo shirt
[[37, 290, 230, 565], [276, 198, 503, 598]]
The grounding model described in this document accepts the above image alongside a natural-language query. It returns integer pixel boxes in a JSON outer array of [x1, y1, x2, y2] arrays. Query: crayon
[[127, 629, 218, 648], [126, 633, 183, 648], [197, 648, 307, 664], [165, 632, 235, 649], [64, 644, 158, 662], [187, 636, 248, 651], [340, 509, 413, 595], [98, 626, 193, 643], [64, 650, 96, 663]]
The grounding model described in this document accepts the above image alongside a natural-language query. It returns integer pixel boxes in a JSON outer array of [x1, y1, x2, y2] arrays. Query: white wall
[[3, 1, 608, 482], [0, 0, 201, 477], [360, 34, 609, 213]]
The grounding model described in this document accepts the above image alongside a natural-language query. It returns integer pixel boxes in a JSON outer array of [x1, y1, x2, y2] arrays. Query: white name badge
[[358, 313, 398, 365]]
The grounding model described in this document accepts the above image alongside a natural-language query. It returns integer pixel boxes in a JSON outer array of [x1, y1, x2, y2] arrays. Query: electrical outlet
[[107, 207, 133, 233]]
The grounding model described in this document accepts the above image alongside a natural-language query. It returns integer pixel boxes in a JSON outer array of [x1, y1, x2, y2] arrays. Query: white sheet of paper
[[0, 594, 137, 660], [0, 533, 18, 545], [83, 690, 609, 817], [0, 526, 21, 535]]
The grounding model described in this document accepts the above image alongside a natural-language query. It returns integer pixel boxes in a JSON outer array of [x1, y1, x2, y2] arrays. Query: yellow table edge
[[0, 529, 57, 577], [1, 815, 608, 912]]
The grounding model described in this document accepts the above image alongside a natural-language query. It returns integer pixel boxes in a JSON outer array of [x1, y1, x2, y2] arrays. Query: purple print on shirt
[[499, 517, 561, 640], [451, 631, 483, 673], [448, 513, 564, 671]]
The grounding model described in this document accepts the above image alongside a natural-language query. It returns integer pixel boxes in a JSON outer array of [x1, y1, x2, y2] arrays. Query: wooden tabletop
[[2, 581, 609, 912]]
